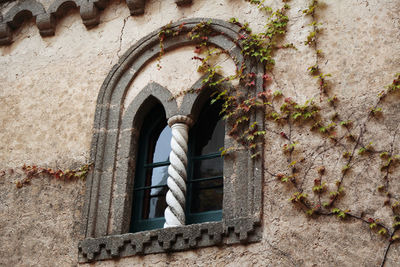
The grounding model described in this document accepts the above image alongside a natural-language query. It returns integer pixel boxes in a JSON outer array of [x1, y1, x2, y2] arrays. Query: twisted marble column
[[164, 115, 193, 228]]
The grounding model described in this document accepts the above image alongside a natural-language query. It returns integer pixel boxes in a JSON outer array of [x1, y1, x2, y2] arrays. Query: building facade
[[1, 0, 400, 266]]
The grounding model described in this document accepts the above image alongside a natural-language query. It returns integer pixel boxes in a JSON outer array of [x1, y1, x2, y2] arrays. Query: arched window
[[130, 104, 171, 232], [80, 19, 264, 262]]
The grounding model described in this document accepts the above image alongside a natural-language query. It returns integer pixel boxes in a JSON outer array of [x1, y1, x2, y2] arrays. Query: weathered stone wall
[[0, 0, 399, 266]]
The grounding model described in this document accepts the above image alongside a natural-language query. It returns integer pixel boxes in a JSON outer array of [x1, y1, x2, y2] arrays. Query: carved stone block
[[0, 23, 12, 45], [175, 0, 193, 6], [126, 0, 145, 16], [80, 2, 100, 28], [36, 13, 56, 37]]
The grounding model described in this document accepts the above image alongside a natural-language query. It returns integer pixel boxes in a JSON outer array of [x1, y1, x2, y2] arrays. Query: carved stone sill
[[79, 218, 261, 262]]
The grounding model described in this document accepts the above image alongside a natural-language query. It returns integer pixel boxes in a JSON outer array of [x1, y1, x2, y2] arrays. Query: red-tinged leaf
[[263, 74, 272, 81], [246, 81, 255, 87], [280, 132, 288, 139], [368, 218, 374, 223], [178, 22, 186, 29], [276, 173, 284, 179], [284, 97, 293, 104]]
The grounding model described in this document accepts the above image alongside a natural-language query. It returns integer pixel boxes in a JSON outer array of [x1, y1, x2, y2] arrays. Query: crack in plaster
[[117, 15, 129, 58]]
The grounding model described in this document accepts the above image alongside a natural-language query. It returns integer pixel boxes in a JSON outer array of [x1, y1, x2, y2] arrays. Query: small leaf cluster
[[303, 0, 318, 15], [267, 96, 321, 123], [187, 19, 213, 44], [376, 73, 400, 101], [244, 0, 272, 12], [239, 4, 290, 67], [332, 208, 350, 220], [289, 191, 309, 203]]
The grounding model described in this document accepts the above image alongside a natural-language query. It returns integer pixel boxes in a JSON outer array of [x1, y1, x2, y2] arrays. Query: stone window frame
[[79, 18, 265, 263]]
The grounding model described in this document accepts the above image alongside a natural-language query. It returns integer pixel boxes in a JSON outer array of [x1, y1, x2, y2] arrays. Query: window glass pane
[[190, 179, 223, 213], [194, 101, 225, 156], [199, 119, 225, 155], [145, 165, 169, 189], [193, 157, 223, 180], [142, 192, 167, 219], [191, 178, 222, 189], [152, 126, 172, 163]]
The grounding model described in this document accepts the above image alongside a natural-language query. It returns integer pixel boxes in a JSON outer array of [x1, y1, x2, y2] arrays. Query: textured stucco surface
[[0, 169, 86, 266], [1, 0, 400, 266]]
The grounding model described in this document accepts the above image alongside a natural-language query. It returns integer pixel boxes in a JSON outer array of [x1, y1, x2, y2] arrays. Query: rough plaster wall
[[0, 169, 85, 266], [0, 0, 399, 266]]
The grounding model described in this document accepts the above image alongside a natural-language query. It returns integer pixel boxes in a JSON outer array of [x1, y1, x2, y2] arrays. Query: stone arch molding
[[79, 18, 265, 262], [0, 0, 193, 45]]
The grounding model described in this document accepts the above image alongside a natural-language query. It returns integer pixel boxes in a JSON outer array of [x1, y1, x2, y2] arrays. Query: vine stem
[[379, 238, 393, 267]]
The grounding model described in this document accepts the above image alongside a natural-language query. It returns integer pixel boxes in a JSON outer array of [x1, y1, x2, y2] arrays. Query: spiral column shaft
[[164, 115, 193, 228]]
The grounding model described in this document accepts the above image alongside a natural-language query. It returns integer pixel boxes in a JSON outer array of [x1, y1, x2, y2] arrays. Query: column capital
[[168, 115, 193, 127]]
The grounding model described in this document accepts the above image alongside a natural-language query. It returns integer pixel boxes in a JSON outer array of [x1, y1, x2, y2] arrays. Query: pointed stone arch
[[110, 82, 178, 236]]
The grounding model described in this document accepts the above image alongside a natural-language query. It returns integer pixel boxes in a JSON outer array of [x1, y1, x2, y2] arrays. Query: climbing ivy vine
[[156, 0, 399, 265], [14, 163, 92, 188]]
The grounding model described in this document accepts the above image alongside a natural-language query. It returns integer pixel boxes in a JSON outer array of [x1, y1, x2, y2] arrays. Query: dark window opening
[[186, 99, 224, 224], [130, 104, 171, 232]]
